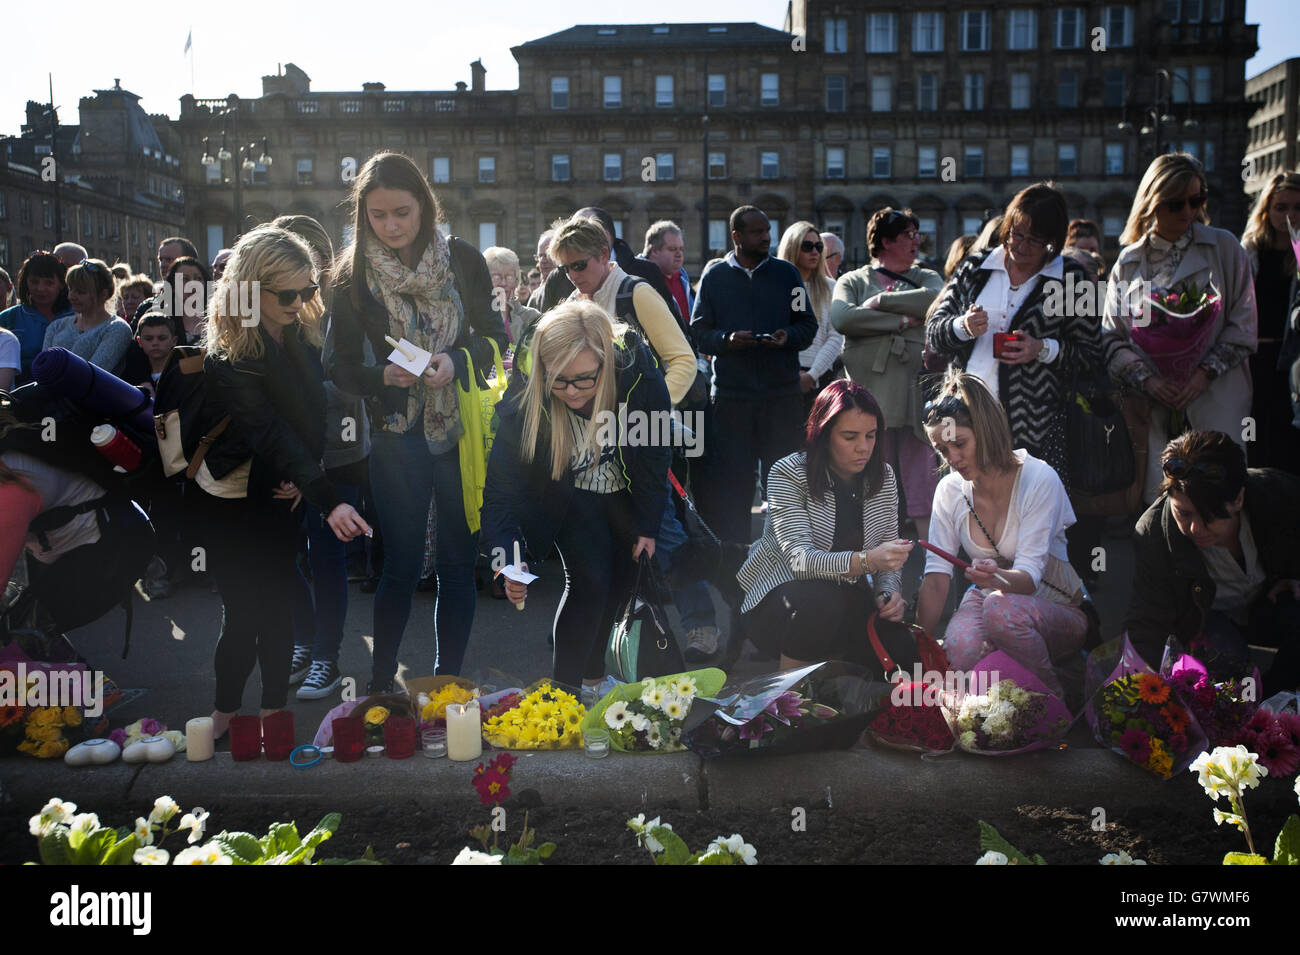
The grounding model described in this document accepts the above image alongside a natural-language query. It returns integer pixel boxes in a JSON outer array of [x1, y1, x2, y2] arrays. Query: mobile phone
[[753, 332, 776, 343]]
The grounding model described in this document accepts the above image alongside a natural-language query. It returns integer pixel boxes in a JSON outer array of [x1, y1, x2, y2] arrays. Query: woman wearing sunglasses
[[777, 220, 842, 404], [1125, 430, 1300, 695], [1103, 153, 1258, 503], [328, 152, 506, 691], [926, 184, 1101, 486], [201, 226, 371, 739], [480, 300, 670, 691]]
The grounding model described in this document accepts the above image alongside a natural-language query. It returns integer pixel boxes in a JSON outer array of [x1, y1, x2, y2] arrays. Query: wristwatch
[[877, 590, 893, 605]]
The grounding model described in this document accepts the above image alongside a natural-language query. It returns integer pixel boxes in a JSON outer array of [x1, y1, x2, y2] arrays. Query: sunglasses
[[1161, 194, 1207, 214], [551, 372, 599, 393], [265, 284, 319, 307], [1162, 457, 1227, 482], [800, 240, 824, 253], [557, 258, 594, 277], [923, 392, 968, 422]]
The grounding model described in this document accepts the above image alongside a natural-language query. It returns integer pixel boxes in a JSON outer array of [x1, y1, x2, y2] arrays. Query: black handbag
[[605, 555, 685, 683], [1066, 365, 1135, 495]]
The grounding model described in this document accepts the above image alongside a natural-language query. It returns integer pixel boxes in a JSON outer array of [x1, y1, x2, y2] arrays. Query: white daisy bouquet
[[581, 669, 726, 754]]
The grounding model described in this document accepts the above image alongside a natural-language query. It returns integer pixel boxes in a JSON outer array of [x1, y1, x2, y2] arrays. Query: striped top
[[567, 407, 625, 494], [737, 451, 901, 613]]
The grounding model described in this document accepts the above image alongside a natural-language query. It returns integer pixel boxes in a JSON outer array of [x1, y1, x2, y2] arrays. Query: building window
[[1185, 0, 1202, 21], [296, 158, 313, 185], [1208, 0, 1224, 21], [917, 217, 937, 252], [551, 77, 569, 109], [1058, 71, 1078, 108], [604, 76, 622, 108], [964, 146, 984, 178], [708, 220, 727, 253], [1055, 8, 1084, 47], [1007, 9, 1037, 49], [826, 146, 846, 179], [42, 200, 53, 229], [0, 236, 7, 269], [761, 73, 779, 106], [825, 17, 848, 53], [603, 153, 621, 181], [708, 151, 727, 179], [1181, 141, 1199, 161], [1010, 144, 1030, 176], [552, 154, 571, 182], [872, 147, 891, 179], [918, 145, 938, 177], [250, 162, 268, 185], [871, 75, 892, 111], [1010, 72, 1032, 109], [1164, 0, 1181, 22], [964, 73, 984, 111], [1104, 6, 1134, 46], [84, 212, 93, 237], [1105, 142, 1124, 175], [0, 193, 7, 219], [432, 156, 450, 183], [478, 156, 495, 183], [478, 222, 496, 251], [1203, 140, 1215, 171], [868, 13, 897, 52], [760, 151, 780, 179], [656, 75, 674, 108], [20, 198, 31, 226], [656, 152, 675, 180], [708, 75, 726, 108], [912, 12, 944, 52], [961, 10, 990, 50], [1104, 69, 1126, 108], [1194, 66, 1212, 103], [826, 75, 847, 112], [204, 161, 221, 184], [917, 73, 939, 110], [98, 213, 106, 238], [768, 218, 781, 241], [1171, 66, 1191, 103], [1058, 143, 1078, 175], [382, 99, 405, 113]]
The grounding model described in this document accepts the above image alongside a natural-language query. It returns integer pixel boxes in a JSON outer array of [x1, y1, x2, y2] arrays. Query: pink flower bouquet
[[1132, 278, 1221, 387]]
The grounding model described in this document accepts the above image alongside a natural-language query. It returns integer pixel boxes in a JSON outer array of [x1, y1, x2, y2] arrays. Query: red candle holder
[[262, 710, 295, 761], [229, 715, 262, 762], [384, 715, 416, 759], [332, 717, 365, 763]]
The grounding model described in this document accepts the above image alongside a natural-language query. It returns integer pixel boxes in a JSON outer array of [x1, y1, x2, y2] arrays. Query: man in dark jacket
[[689, 205, 817, 547], [1125, 430, 1300, 695]]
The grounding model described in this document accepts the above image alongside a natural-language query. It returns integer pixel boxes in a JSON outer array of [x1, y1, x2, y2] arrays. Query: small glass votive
[[421, 728, 447, 759], [582, 728, 610, 759]]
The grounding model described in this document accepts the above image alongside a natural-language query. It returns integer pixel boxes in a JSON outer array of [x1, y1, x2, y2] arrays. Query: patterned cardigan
[[925, 249, 1102, 481], [737, 452, 900, 613]]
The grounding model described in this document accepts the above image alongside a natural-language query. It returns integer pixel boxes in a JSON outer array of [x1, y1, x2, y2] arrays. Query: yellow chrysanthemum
[[61, 706, 83, 727], [27, 725, 63, 743], [35, 739, 69, 758]]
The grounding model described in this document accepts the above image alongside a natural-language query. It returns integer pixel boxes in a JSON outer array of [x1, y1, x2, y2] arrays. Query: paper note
[[498, 563, 538, 586], [384, 336, 432, 377]]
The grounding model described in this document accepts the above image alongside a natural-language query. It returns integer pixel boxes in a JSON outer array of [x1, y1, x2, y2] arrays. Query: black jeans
[[202, 493, 300, 711], [699, 393, 806, 547], [551, 489, 640, 688]]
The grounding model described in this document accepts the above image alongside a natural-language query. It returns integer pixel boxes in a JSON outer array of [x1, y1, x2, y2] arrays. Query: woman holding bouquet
[[1103, 153, 1257, 503], [915, 373, 1087, 701]]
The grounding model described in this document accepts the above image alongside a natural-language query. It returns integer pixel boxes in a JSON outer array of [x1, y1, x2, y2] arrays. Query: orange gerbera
[[1162, 703, 1190, 734], [1135, 673, 1170, 705], [0, 707, 25, 728]]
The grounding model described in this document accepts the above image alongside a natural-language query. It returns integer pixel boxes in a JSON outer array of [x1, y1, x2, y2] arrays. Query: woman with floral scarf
[[329, 153, 507, 692]]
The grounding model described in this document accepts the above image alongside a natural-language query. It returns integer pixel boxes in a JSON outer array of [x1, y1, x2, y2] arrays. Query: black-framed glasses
[[923, 392, 968, 422], [1161, 194, 1207, 214], [550, 372, 600, 393], [800, 240, 824, 253], [1162, 457, 1227, 482], [265, 284, 318, 307], [557, 258, 593, 277], [1006, 230, 1055, 253]]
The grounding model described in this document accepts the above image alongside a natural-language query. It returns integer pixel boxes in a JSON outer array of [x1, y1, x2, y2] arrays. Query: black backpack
[[152, 345, 247, 495]]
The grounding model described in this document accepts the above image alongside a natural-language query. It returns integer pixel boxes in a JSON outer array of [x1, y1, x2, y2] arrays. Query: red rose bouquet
[[868, 689, 955, 753]]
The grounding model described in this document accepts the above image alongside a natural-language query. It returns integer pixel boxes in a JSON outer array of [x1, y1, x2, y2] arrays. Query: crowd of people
[[1, 148, 1297, 732]]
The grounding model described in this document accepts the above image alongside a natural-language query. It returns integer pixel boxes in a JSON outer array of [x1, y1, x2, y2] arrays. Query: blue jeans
[[655, 490, 717, 632], [289, 483, 359, 663], [369, 427, 478, 680]]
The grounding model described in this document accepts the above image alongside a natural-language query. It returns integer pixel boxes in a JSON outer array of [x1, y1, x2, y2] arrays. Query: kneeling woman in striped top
[[737, 380, 915, 672], [481, 300, 670, 691]]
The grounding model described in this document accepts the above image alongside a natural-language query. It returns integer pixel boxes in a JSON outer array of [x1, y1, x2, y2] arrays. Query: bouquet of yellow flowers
[[483, 681, 586, 750], [420, 683, 476, 723], [15, 706, 84, 759]]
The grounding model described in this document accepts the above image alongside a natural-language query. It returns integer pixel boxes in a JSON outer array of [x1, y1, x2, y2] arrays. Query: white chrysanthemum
[[29, 797, 77, 837], [630, 714, 650, 733], [133, 847, 170, 865], [604, 700, 631, 730], [451, 847, 502, 865], [975, 851, 1008, 865], [1099, 851, 1146, 865], [173, 844, 232, 865], [149, 795, 180, 825], [179, 808, 209, 845]]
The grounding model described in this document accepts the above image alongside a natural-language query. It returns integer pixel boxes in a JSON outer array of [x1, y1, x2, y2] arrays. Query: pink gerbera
[[1256, 731, 1300, 778], [1119, 728, 1152, 765]]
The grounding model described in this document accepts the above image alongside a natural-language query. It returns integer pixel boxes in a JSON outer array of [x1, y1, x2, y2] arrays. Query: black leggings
[[551, 489, 640, 688], [201, 493, 300, 711]]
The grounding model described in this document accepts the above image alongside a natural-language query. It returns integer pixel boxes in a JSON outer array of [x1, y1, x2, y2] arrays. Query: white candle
[[186, 717, 214, 762], [446, 702, 483, 762], [513, 540, 525, 611]]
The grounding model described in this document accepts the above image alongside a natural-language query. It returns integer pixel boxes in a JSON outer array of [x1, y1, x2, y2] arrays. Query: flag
[[184, 29, 192, 54]]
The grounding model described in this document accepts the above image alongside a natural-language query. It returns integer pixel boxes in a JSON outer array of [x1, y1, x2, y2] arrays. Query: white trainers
[[685, 626, 720, 662]]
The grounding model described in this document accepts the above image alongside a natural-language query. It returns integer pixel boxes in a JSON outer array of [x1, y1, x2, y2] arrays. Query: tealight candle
[[421, 728, 447, 759], [186, 717, 214, 762], [582, 728, 610, 759], [446, 701, 482, 761]]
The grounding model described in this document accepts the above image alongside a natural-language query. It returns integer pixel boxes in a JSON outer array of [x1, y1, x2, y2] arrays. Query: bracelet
[[860, 550, 874, 575], [289, 744, 323, 769]]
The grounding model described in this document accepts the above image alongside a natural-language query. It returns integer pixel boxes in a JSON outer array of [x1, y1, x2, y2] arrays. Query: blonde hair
[[1121, 153, 1210, 246], [922, 370, 1018, 475], [944, 234, 978, 278], [65, 258, 118, 312], [205, 226, 323, 363], [550, 216, 610, 264], [273, 214, 335, 310], [520, 300, 626, 481], [777, 221, 832, 321], [1241, 170, 1300, 259]]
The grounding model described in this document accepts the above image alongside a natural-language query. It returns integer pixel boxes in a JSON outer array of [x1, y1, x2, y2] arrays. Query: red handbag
[[866, 612, 950, 681]]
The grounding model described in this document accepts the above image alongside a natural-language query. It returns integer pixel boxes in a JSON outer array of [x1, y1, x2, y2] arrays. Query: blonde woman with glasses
[[1102, 153, 1258, 502], [777, 220, 842, 403], [480, 300, 671, 693]]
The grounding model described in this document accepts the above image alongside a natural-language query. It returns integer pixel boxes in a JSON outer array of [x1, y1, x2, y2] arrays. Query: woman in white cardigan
[[737, 379, 913, 672]]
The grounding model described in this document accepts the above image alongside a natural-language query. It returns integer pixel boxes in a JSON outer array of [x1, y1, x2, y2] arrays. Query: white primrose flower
[[179, 808, 209, 844], [1099, 851, 1147, 865], [29, 797, 77, 836], [133, 847, 170, 865], [451, 847, 502, 865], [975, 851, 1008, 865], [68, 813, 101, 835], [604, 700, 631, 730], [627, 813, 647, 831], [148, 795, 181, 826], [173, 844, 232, 865], [133, 817, 154, 846], [1189, 746, 1268, 801], [632, 816, 672, 854]]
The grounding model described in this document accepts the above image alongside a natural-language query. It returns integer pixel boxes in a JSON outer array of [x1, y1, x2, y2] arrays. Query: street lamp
[[1115, 68, 1199, 158], [198, 106, 272, 245]]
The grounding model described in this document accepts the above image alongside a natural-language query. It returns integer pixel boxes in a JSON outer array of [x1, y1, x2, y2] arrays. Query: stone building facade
[[1244, 57, 1300, 204]]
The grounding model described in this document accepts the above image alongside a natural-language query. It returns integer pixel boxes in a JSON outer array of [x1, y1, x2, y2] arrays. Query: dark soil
[[4, 790, 1295, 865]]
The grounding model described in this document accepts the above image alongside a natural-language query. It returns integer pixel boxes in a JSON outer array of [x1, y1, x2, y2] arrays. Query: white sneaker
[[685, 626, 720, 662], [297, 660, 342, 700]]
